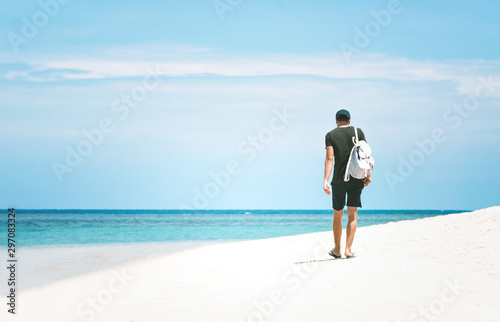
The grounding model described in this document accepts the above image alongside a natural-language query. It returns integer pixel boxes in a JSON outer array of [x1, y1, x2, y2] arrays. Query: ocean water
[[1, 209, 468, 247]]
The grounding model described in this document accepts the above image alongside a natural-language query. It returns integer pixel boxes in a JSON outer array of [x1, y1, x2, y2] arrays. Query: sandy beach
[[2, 207, 499, 322], [5, 241, 218, 289]]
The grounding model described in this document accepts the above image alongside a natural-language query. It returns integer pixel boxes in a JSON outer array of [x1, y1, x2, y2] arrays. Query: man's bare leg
[[345, 206, 357, 257], [332, 209, 343, 257]]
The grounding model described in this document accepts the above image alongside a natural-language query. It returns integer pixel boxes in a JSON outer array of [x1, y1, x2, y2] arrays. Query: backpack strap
[[344, 127, 358, 182]]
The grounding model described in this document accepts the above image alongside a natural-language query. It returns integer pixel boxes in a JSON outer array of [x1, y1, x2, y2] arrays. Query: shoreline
[[2, 207, 499, 321], [2, 241, 222, 290], [3, 211, 471, 289]]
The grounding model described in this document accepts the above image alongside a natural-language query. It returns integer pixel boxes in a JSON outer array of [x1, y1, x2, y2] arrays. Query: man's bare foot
[[329, 247, 342, 258], [345, 249, 356, 258]]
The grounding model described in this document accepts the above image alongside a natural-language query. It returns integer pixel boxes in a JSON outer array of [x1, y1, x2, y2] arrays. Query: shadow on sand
[[293, 258, 338, 264]]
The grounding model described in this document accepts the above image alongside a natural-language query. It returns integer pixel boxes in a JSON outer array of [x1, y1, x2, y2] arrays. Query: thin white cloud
[[2, 48, 500, 97]]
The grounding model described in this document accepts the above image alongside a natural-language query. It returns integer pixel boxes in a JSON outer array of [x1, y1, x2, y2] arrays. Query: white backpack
[[344, 127, 375, 182]]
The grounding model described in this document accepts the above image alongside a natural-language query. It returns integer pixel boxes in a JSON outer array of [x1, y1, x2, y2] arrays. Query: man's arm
[[359, 128, 366, 142], [359, 129, 372, 186], [323, 146, 334, 195], [364, 174, 372, 187]]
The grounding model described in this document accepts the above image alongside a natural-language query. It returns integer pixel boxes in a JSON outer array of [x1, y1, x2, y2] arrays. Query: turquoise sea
[[2, 209, 468, 247]]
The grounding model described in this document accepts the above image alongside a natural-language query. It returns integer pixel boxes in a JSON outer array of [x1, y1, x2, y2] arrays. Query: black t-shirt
[[325, 126, 366, 183]]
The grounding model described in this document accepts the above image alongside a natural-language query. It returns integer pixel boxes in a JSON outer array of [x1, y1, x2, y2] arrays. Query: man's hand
[[364, 175, 372, 187], [324, 146, 334, 195], [323, 180, 332, 195]]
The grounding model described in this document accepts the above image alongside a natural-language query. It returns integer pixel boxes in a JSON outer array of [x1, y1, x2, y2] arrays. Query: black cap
[[336, 109, 351, 119]]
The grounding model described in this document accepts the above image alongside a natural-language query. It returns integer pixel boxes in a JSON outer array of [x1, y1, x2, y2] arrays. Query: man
[[323, 109, 371, 259]]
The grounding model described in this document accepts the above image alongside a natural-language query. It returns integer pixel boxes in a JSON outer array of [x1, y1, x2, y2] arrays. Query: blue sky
[[1, 0, 499, 210]]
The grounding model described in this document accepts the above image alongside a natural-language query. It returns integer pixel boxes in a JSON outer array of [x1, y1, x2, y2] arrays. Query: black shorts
[[331, 178, 365, 211]]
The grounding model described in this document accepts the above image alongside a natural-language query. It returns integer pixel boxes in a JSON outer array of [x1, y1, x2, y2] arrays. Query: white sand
[[6, 241, 218, 289], [2, 207, 499, 322]]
